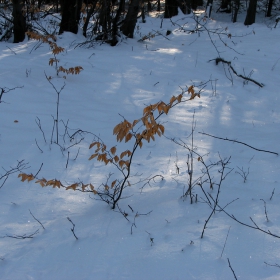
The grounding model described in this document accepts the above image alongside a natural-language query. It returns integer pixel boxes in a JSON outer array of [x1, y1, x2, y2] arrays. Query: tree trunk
[[191, 0, 199, 10], [111, 0, 125, 45], [83, 0, 97, 37], [244, 0, 257, 25], [59, 0, 82, 34], [185, 0, 192, 13], [99, 0, 111, 39], [12, 0, 26, 43], [266, 0, 273, 17], [164, 0, 178, 18], [205, 0, 213, 17], [232, 0, 240, 22], [157, 0, 161, 11], [120, 0, 141, 38]]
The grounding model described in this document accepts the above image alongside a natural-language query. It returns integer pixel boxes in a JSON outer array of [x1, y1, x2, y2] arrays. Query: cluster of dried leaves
[[27, 31, 83, 78]]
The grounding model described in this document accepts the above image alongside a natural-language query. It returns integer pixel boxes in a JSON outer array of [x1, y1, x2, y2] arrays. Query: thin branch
[[66, 151, 70, 169], [0, 86, 23, 103], [216, 201, 280, 239], [35, 117, 47, 143], [2, 229, 39, 239], [264, 261, 280, 268], [270, 188, 275, 200], [67, 217, 78, 240], [211, 57, 264, 87], [35, 138, 43, 153], [260, 199, 269, 222], [199, 132, 278, 155], [220, 226, 231, 258], [0, 160, 29, 189], [29, 209, 45, 230], [34, 163, 43, 178], [227, 258, 238, 280]]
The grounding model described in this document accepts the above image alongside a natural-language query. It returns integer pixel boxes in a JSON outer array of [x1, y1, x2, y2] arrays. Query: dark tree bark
[[157, 0, 161, 11], [120, 0, 141, 38], [244, 0, 257, 25], [164, 0, 178, 18], [205, 0, 213, 17], [232, 0, 240, 22], [147, 0, 152, 11], [266, 0, 273, 17], [12, 0, 26, 43], [99, 0, 111, 39], [191, 0, 199, 10], [186, 0, 192, 13], [82, 0, 98, 37], [220, 0, 231, 11], [59, 0, 82, 34], [111, 0, 125, 45]]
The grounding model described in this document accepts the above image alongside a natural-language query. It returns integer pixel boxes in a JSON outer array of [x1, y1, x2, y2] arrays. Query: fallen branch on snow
[[209, 57, 264, 87], [199, 132, 278, 156]]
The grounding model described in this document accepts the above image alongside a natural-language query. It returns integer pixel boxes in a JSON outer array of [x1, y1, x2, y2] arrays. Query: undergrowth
[[19, 85, 201, 209]]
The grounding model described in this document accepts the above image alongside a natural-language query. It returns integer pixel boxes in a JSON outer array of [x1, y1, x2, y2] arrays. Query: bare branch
[[227, 258, 238, 280], [29, 209, 45, 230], [199, 132, 278, 155]]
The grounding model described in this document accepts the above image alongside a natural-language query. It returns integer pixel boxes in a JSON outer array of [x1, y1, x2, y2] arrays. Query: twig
[[140, 174, 164, 192], [215, 200, 280, 238], [211, 57, 264, 87], [6, 46, 16, 55], [264, 261, 280, 268], [199, 132, 278, 155], [0, 86, 23, 103], [44, 72, 66, 144], [220, 226, 231, 258], [128, 205, 134, 212], [66, 151, 70, 169], [35, 138, 43, 153], [131, 214, 137, 235], [235, 166, 249, 183], [29, 209, 45, 230], [35, 117, 47, 143], [2, 229, 39, 239], [217, 198, 239, 212], [270, 188, 275, 200], [0, 160, 29, 189], [67, 217, 78, 240], [73, 148, 80, 160], [201, 157, 232, 238], [227, 258, 238, 280], [271, 57, 280, 71], [260, 199, 269, 222], [34, 163, 43, 178]]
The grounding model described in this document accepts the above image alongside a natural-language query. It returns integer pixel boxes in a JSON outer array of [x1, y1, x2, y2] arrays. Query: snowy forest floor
[[0, 8, 280, 280]]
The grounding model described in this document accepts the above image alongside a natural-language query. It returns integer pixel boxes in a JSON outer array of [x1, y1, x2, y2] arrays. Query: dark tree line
[[0, 0, 279, 44]]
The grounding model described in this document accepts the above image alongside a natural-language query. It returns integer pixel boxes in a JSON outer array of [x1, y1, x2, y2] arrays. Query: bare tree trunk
[[82, 0, 97, 37], [244, 0, 257, 25], [232, 0, 240, 22], [99, 0, 111, 39], [157, 0, 161, 11], [59, 0, 82, 34], [120, 0, 140, 38], [266, 0, 273, 17], [111, 0, 125, 45], [205, 0, 213, 17], [164, 0, 178, 18], [12, 0, 26, 43]]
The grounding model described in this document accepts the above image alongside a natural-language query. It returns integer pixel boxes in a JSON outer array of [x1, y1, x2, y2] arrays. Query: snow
[[0, 10, 280, 280]]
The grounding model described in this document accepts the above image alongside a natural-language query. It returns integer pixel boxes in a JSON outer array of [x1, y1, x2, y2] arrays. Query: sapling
[[19, 85, 201, 210]]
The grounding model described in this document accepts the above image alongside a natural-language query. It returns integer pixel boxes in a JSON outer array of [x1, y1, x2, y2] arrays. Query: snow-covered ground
[[0, 9, 280, 280]]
